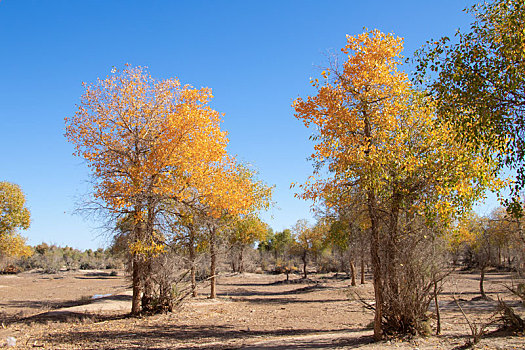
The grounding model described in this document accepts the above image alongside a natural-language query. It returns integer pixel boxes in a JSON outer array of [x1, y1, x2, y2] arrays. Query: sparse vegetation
[[10, 243, 124, 273], [1, 0, 524, 348]]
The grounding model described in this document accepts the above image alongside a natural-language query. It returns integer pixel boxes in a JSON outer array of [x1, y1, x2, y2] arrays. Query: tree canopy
[[0, 181, 32, 258], [416, 0, 525, 214]]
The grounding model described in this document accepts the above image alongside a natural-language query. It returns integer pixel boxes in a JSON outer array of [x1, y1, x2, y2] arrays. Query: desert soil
[[0, 269, 523, 349]]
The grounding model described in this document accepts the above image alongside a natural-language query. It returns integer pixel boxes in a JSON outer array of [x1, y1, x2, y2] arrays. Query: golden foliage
[[66, 65, 272, 256], [0, 181, 31, 258], [294, 30, 503, 224], [0, 231, 32, 258], [65, 65, 231, 213]]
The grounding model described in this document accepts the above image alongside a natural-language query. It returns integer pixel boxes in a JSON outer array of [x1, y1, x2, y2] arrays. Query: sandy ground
[[0, 269, 523, 349]]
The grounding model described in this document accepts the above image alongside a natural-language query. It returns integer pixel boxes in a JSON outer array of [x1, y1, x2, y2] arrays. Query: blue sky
[[1, 0, 486, 249]]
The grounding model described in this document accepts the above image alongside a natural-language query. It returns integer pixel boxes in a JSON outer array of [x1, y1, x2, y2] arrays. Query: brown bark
[[480, 265, 487, 299], [350, 258, 356, 286], [210, 225, 217, 299], [131, 255, 142, 314], [364, 112, 383, 341], [370, 197, 383, 341], [386, 189, 401, 299], [140, 201, 156, 311], [189, 226, 197, 298], [131, 208, 144, 315], [360, 245, 365, 284], [302, 250, 308, 279], [141, 260, 154, 311], [239, 246, 244, 273]]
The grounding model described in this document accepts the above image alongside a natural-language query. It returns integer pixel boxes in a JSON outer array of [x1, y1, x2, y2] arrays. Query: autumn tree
[[66, 65, 236, 314], [323, 204, 367, 285], [457, 212, 495, 299], [0, 181, 32, 258], [416, 0, 525, 214], [167, 205, 207, 298], [294, 31, 501, 339], [227, 215, 268, 273], [454, 208, 524, 299], [262, 229, 294, 261], [319, 185, 369, 284], [166, 160, 272, 298], [487, 207, 525, 270], [291, 219, 324, 279], [201, 162, 272, 297]]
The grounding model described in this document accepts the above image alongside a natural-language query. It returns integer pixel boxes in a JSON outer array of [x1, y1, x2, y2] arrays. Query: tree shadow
[[75, 275, 121, 280], [20, 311, 130, 325], [0, 294, 132, 312], [242, 334, 374, 349], [0, 298, 92, 311], [39, 324, 370, 349], [0, 294, 134, 325], [437, 328, 523, 350], [434, 298, 523, 312], [221, 277, 323, 288], [218, 283, 336, 298], [231, 297, 349, 304]]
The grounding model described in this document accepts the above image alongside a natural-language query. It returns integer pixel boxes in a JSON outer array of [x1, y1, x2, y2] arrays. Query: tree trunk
[[140, 202, 155, 311], [364, 112, 383, 341], [480, 265, 487, 300], [369, 191, 383, 341], [360, 245, 365, 284], [141, 259, 154, 311], [386, 190, 401, 299], [131, 210, 144, 315], [189, 227, 197, 298], [210, 225, 217, 299], [350, 257, 356, 286], [302, 250, 308, 279], [239, 246, 244, 273], [131, 255, 142, 314]]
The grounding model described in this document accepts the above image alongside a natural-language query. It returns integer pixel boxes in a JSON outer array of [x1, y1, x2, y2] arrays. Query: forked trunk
[[350, 257, 356, 286]]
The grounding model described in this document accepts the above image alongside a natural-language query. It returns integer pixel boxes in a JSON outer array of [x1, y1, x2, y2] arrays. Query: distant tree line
[[3, 243, 123, 274]]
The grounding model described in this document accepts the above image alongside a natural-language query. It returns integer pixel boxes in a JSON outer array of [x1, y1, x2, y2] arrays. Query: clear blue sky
[[1, 0, 486, 249]]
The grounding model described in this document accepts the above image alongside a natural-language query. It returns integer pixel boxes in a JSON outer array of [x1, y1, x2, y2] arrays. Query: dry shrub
[[141, 252, 191, 314], [496, 298, 525, 333], [228, 245, 260, 273], [379, 227, 450, 337]]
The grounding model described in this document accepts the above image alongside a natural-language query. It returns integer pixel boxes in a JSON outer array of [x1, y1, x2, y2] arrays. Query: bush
[[14, 244, 124, 273], [141, 252, 191, 314]]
